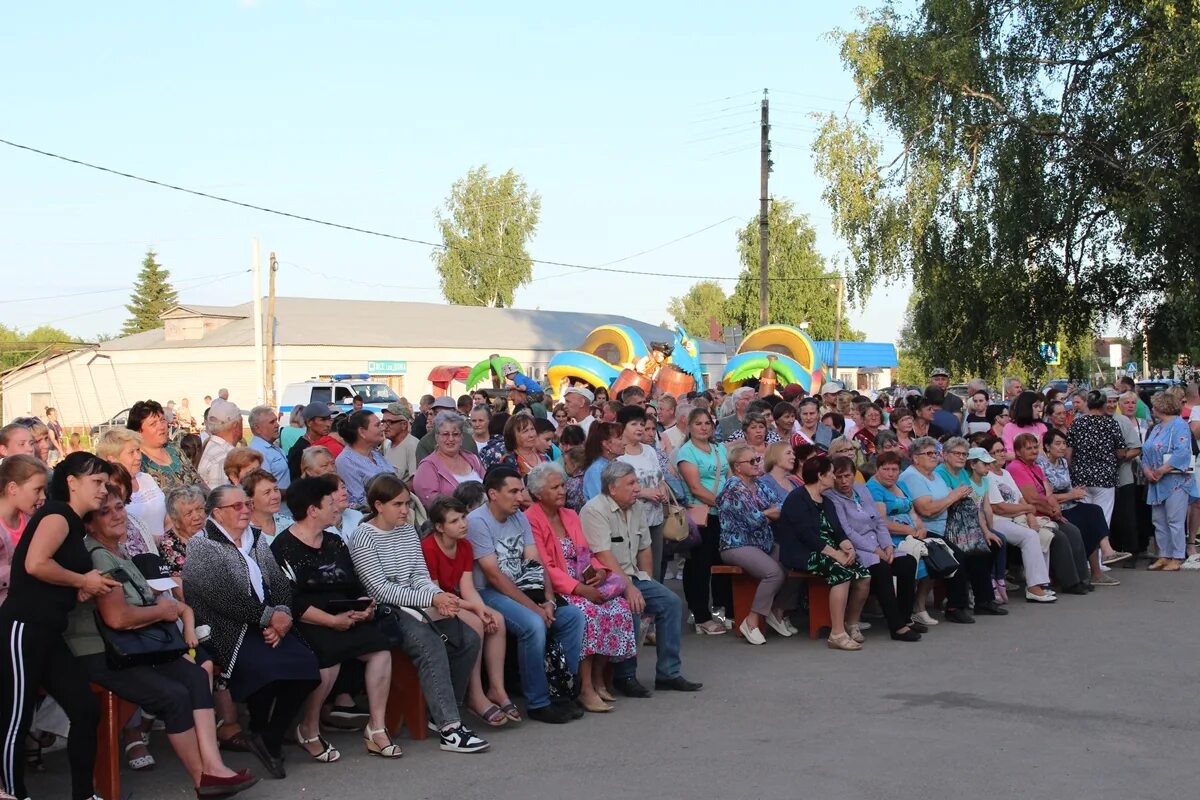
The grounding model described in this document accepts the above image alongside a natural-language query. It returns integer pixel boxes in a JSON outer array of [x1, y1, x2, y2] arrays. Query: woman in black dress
[[0, 453, 120, 800], [271, 477, 399, 761]]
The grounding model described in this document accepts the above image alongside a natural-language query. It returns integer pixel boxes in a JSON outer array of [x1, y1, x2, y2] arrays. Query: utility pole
[[831, 276, 844, 379], [265, 252, 278, 407], [251, 239, 265, 406], [758, 88, 771, 326]]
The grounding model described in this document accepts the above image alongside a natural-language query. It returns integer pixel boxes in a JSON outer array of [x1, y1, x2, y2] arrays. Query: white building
[[1, 298, 726, 429]]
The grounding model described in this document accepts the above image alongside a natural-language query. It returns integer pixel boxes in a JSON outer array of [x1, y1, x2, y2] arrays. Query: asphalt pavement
[[28, 567, 1197, 800]]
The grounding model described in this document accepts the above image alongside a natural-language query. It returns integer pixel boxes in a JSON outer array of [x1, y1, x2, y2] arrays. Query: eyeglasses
[[735, 456, 763, 466], [382, 418, 409, 426], [217, 501, 250, 511], [437, 431, 462, 438], [946, 449, 968, 457], [914, 450, 936, 458]]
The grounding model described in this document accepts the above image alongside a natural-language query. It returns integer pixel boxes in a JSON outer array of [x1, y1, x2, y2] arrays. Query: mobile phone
[[582, 565, 598, 582], [104, 568, 132, 583]]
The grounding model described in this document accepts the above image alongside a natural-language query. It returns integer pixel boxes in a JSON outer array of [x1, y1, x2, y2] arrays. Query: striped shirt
[[348, 521, 440, 608]]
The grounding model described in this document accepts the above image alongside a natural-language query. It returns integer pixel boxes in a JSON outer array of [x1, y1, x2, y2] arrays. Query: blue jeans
[[613, 578, 683, 682], [477, 588, 584, 709]]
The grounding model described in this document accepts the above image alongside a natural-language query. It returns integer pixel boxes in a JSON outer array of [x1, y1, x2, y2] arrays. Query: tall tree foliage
[[666, 280, 729, 337], [0, 324, 78, 370], [813, 0, 1200, 374], [725, 199, 863, 342], [122, 249, 178, 335], [433, 166, 541, 307]]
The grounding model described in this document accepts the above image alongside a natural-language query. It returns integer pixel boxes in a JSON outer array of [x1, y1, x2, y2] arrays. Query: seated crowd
[[0, 369, 1195, 798]]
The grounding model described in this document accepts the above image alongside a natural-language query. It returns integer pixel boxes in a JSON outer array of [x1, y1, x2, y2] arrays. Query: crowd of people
[[0, 367, 1196, 799]]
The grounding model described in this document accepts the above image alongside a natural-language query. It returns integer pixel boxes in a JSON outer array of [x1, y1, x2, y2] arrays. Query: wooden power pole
[[758, 88, 771, 326], [265, 252, 278, 407]]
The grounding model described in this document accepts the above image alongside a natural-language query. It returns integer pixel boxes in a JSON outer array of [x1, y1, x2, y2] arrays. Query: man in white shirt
[[562, 386, 595, 434], [197, 399, 243, 489], [381, 402, 418, 482]]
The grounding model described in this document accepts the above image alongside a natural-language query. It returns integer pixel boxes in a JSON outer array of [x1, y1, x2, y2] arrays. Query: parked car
[[280, 375, 401, 415], [90, 408, 131, 437], [1135, 379, 1181, 398]]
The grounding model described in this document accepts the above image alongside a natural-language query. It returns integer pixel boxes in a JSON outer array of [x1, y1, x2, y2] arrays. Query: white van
[[280, 374, 400, 415]]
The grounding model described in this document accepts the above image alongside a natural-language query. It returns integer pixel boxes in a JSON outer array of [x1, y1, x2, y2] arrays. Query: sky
[[1, 1, 912, 344]]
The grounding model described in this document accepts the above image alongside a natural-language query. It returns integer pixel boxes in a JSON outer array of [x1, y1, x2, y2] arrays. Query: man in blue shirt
[[248, 405, 290, 489]]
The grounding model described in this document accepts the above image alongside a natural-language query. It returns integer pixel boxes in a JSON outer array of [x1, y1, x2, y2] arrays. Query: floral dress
[[499, 448, 548, 479], [160, 528, 190, 576], [807, 507, 870, 586], [141, 444, 207, 494], [479, 436, 507, 472], [564, 471, 587, 513], [558, 537, 636, 660]]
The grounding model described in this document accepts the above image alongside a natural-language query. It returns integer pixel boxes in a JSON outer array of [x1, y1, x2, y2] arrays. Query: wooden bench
[[711, 565, 831, 640], [91, 683, 138, 800], [384, 649, 428, 740]]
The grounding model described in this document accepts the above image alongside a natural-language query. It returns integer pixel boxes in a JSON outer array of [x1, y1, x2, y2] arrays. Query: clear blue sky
[[1, 0, 910, 342]]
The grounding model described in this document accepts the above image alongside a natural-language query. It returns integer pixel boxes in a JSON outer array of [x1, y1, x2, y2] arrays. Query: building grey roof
[[100, 297, 716, 353]]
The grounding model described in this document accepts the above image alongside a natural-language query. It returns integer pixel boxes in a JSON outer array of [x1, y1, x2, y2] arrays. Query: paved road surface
[[30, 569, 1196, 800]]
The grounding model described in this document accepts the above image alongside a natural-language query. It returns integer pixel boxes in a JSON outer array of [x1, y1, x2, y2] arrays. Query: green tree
[[433, 166, 541, 307], [0, 324, 80, 370], [725, 199, 864, 342], [122, 249, 178, 335], [812, 1, 1200, 373], [666, 280, 728, 338]]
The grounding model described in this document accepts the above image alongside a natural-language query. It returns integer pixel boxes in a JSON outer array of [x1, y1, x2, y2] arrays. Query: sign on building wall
[[367, 360, 407, 375]]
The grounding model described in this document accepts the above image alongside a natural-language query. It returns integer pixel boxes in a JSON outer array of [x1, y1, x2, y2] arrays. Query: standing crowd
[[0, 368, 1195, 799]]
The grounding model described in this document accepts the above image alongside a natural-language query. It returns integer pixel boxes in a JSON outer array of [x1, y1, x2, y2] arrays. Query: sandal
[[295, 726, 340, 762], [596, 686, 615, 703], [470, 704, 508, 728], [125, 736, 156, 771], [1162, 559, 1183, 572], [826, 632, 862, 651], [1148, 558, 1167, 571], [363, 725, 403, 759], [496, 701, 523, 724], [846, 624, 865, 644]]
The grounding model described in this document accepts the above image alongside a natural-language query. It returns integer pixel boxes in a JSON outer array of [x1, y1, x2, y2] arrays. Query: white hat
[[563, 386, 595, 403], [207, 399, 242, 427], [819, 381, 844, 395]]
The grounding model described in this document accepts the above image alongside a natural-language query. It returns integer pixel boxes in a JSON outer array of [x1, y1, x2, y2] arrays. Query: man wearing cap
[[562, 386, 595, 434], [382, 402, 419, 482], [288, 401, 334, 480], [819, 381, 843, 413], [930, 368, 963, 418], [197, 399, 244, 489], [415, 396, 479, 464], [248, 405, 290, 490]]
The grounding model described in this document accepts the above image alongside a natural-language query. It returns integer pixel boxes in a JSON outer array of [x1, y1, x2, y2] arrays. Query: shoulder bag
[[661, 482, 691, 542], [685, 446, 722, 526], [922, 537, 960, 579]]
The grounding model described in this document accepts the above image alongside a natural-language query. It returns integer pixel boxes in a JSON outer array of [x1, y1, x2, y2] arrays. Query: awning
[[428, 365, 470, 383]]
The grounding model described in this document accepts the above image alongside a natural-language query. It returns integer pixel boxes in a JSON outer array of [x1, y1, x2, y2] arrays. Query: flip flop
[[471, 704, 508, 728], [497, 701, 523, 724]]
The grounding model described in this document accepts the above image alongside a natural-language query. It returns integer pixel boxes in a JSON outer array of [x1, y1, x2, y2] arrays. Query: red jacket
[[525, 502, 606, 596]]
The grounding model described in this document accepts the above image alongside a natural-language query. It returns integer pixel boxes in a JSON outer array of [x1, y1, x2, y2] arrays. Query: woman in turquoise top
[[1141, 391, 1199, 568], [673, 408, 731, 635], [866, 451, 932, 619]]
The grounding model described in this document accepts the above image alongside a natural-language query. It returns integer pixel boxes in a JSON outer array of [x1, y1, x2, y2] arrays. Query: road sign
[[1126, 361, 1138, 376], [367, 360, 407, 375], [1039, 342, 1061, 365]]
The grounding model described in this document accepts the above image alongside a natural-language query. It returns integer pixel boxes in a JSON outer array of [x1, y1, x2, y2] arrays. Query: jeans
[[478, 588, 583, 709], [380, 608, 480, 727], [613, 579, 684, 682], [1151, 489, 1189, 559]]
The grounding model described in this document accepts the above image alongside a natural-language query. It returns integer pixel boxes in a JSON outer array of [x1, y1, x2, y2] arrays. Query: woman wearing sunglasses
[[716, 442, 795, 645]]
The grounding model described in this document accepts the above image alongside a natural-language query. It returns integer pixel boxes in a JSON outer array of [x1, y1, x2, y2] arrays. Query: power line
[[0, 136, 836, 284], [0, 270, 250, 305]]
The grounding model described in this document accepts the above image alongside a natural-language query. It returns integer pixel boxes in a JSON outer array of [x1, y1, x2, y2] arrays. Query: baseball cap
[[819, 381, 844, 395], [302, 401, 333, 421], [781, 384, 805, 401], [1103, 388, 1119, 399], [966, 446, 995, 464], [131, 553, 178, 592], [383, 402, 413, 420], [430, 396, 456, 410], [930, 367, 950, 378], [207, 399, 242, 427], [563, 386, 595, 403], [502, 363, 519, 376]]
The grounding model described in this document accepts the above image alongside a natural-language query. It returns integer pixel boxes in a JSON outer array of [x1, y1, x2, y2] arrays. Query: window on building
[[29, 392, 51, 416]]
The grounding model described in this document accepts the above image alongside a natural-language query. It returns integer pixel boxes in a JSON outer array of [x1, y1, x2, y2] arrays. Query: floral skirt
[[563, 594, 637, 660], [805, 531, 870, 587]]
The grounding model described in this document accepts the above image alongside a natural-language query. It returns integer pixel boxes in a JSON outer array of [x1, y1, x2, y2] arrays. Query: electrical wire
[[0, 269, 250, 305]]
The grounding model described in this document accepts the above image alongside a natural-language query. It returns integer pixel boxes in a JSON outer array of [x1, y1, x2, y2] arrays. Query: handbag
[[942, 497, 989, 554], [922, 537, 960, 579], [685, 444, 722, 527], [95, 613, 188, 669], [661, 482, 690, 543]]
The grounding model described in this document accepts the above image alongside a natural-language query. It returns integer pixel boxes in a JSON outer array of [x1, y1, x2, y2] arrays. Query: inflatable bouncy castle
[[721, 324, 825, 393], [547, 324, 706, 397]]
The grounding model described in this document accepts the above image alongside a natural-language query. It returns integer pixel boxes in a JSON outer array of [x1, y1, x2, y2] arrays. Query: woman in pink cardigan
[[412, 412, 484, 508], [524, 461, 637, 713]]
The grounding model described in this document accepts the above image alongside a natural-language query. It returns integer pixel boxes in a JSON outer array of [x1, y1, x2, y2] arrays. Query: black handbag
[[922, 537, 961, 579], [95, 613, 188, 669]]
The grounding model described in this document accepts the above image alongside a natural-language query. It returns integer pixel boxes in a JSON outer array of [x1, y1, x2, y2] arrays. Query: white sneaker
[[1099, 562, 1112, 572], [738, 619, 766, 645], [912, 611, 939, 626], [1181, 554, 1200, 571], [764, 612, 794, 638], [439, 724, 489, 753], [857, 620, 872, 631]]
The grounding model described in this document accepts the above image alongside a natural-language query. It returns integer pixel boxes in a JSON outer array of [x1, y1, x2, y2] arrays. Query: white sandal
[[125, 735, 155, 770], [364, 725, 403, 759], [296, 726, 341, 762]]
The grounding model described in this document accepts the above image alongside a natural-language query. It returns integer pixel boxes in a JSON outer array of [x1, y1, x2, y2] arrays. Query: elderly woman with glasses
[[899, 436, 1001, 623], [716, 442, 795, 644], [825, 456, 922, 641], [182, 485, 319, 779], [413, 411, 485, 509]]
